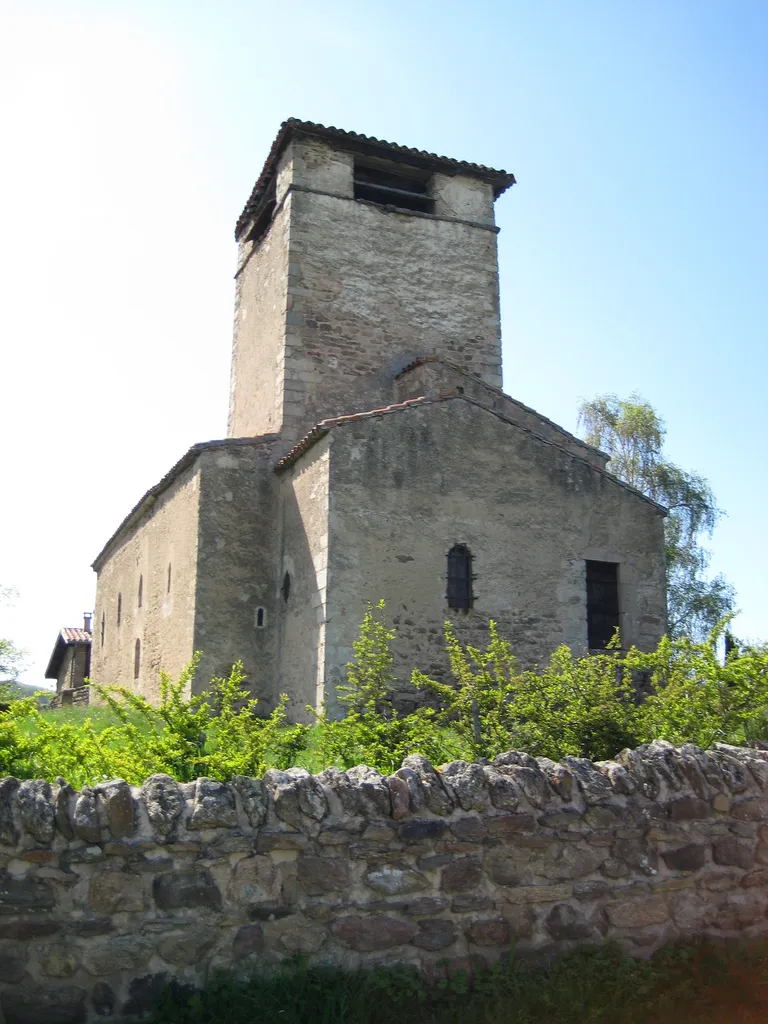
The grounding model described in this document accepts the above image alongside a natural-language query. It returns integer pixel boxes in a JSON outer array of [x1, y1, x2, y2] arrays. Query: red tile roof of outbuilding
[[60, 628, 92, 644]]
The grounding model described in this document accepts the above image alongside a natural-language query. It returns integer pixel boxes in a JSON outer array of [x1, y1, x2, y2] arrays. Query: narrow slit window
[[137, 575, 143, 609], [117, 593, 122, 627], [134, 638, 141, 679], [101, 612, 105, 647], [586, 560, 620, 650], [281, 572, 291, 603], [354, 162, 433, 214], [167, 563, 172, 594], [256, 607, 266, 628], [447, 544, 474, 611]]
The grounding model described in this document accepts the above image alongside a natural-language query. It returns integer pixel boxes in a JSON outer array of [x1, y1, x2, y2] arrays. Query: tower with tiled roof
[[228, 120, 515, 447]]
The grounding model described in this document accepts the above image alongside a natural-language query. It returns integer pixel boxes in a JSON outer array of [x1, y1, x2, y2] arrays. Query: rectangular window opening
[[354, 161, 434, 215], [586, 560, 620, 650]]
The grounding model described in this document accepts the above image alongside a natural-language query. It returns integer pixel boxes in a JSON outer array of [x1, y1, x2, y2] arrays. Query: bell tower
[[228, 120, 515, 446]]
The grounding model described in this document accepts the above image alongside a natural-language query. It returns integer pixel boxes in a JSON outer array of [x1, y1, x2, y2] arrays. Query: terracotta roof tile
[[236, 119, 516, 240], [60, 628, 91, 644], [275, 396, 449, 470]]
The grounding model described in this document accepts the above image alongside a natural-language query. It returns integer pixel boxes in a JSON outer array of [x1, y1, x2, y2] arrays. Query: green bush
[[2, 605, 768, 784], [306, 602, 463, 774], [0, 657, 308, 787]]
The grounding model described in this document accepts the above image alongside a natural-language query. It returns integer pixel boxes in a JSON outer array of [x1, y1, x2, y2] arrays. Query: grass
[[20, 703, 150, 733], [152, 940, 768, 1024]]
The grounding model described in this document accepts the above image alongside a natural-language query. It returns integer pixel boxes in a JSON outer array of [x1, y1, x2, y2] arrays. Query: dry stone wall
[[2, 741, 768, 1022]]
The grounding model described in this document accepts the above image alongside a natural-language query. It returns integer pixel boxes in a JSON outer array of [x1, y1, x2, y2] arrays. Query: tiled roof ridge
[[275, 396, 451, 470], [236, 119, 516, 240], [275, 393, 667, 513], [395, 356, 608, 459], [91, 435, 280, 571]]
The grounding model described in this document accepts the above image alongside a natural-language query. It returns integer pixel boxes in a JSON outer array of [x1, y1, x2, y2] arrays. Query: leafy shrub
[[635, 633, 768, 749], [412, 623, 639, 762], [3, 605, 768, 784], [0, 657, 308, 786], [307, 602, 463, 774]]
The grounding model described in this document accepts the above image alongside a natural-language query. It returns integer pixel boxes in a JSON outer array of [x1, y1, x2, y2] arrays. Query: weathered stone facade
[[1, 741, 768, 1021], [91, 119, 667, 710]]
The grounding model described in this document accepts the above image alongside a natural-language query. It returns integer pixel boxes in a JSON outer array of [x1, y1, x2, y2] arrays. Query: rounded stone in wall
[[157, 925, 217, 966], [38, 943, 80, 978]]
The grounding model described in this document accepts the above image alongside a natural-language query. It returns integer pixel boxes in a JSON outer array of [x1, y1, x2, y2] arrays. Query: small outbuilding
[[45, 615, 92, 705]]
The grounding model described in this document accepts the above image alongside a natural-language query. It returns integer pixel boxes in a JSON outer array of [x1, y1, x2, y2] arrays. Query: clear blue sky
[[1, 0, 766, 684]]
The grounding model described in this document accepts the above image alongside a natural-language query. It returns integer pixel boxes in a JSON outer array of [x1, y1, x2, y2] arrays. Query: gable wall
[[395, 362, 610, 469], [56, 644, 90, 692], [321, 402, 666, 714]]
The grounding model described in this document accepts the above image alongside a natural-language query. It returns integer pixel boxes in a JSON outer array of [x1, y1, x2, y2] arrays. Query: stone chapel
[[90, 119, 667, 719]]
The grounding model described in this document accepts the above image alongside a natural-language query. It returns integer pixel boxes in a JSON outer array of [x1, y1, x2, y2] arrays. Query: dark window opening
[[245, 177, 277, 247], [256, 606, 266, 628], [117, 593, 122, 627], [137, 575, 143, 609], [167, 563, 172, 594], [586, 560, 620, 649], [134, 638, 141, 679], [101, 613, 105, 647], [281, 572, 291, 603], [354, 162, 433, 214], [447, 544, 474, 611]]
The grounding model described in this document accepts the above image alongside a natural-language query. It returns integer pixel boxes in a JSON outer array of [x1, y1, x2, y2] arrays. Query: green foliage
[[2, 603, 768, 784], [412, 621, 518, 760], [577, 392, 735, 640], [0, 585, 25, 686], [151, 940, 768, 1024], [412, 622, 638, 762], [635, 630, 768, 749], [338, 600, 398, 717], [0, 656, 309, 787], [307, 602, 461, 774]]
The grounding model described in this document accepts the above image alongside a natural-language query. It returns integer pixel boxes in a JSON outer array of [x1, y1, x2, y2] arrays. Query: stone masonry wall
[[228, 135, 505, 451], [1, 741, 768, 1022], [193, 440, 280, 702], [321, 400, 666, 713], [91, 465, 200, 704]]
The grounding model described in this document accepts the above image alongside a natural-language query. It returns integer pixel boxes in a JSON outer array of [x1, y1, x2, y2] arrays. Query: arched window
[[167, 563, 172, 594], [134, 638, 141, 679], [101, 612, 105, 647], [137, 575, 143, 609], [281, 572, 291, 602], [117, 593, 122, 626], [447, 544, 474, 611]]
